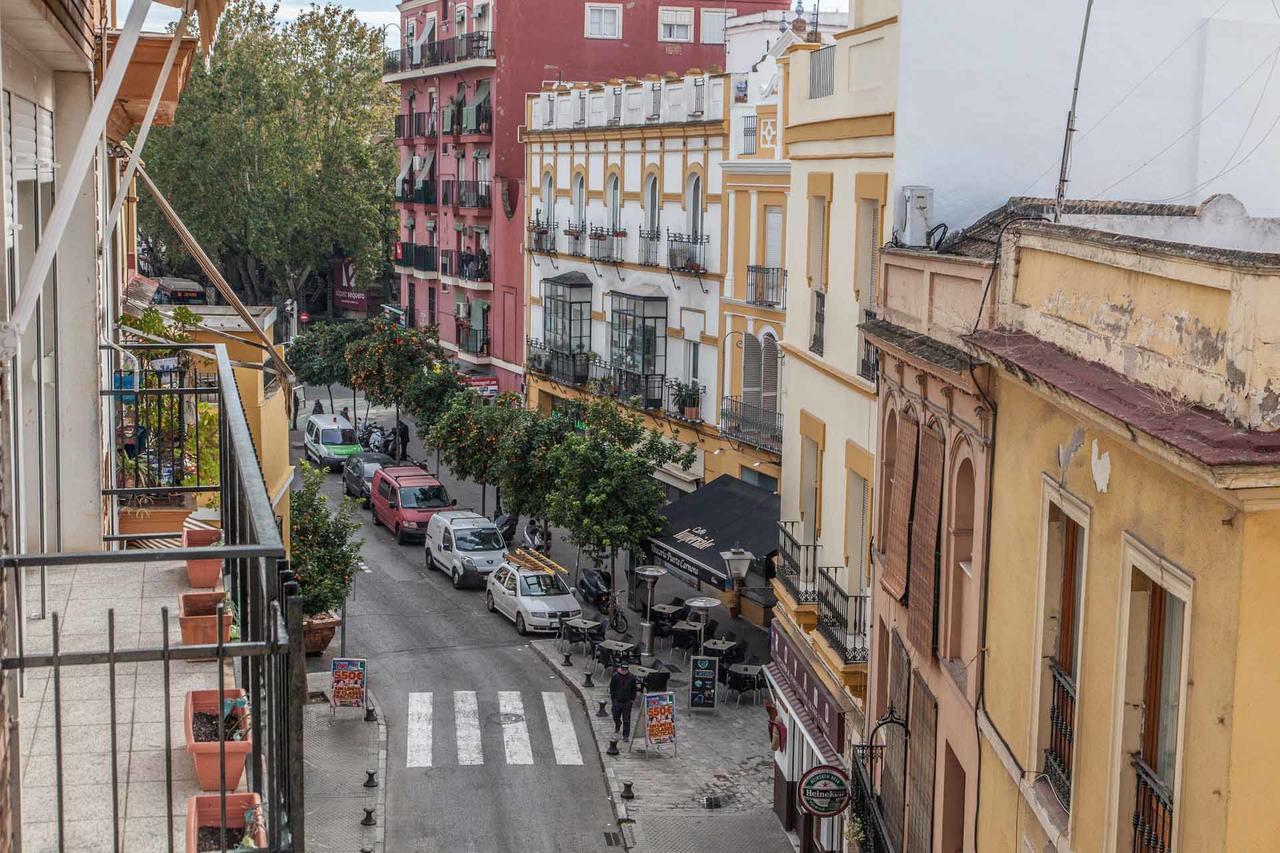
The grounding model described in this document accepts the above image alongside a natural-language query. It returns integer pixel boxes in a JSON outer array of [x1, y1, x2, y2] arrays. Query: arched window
[[879, 409, 898, 550], [540, 173, 554, 221], [607, 175, 622, 232], [686, 173, 703, 236], [573, 174, 586, 227], [946, 454, 976, 664], [741, 333, 762, 409], [761, 332, 779, 413], [644, 174, 660, 231]]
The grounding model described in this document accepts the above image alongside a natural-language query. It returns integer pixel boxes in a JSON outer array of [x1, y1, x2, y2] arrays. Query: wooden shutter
[[907, 676, 938, 853], [908, 424, 944, 657], [741, 333, 762, 409], [764, 206, 783, 268], [1057, 518, 1081, 675], [761, 334, 779, 413], [882, 415, 918, 600], [881, 631, 911, 853]]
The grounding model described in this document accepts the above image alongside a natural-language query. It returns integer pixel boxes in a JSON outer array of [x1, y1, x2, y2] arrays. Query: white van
[[425, 511, 508, 589]]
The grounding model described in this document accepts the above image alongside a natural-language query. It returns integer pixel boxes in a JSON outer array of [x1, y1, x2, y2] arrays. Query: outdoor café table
[[728, 663, 762, 677], [629, 664, 657, 680], [651, 603, 682, 618], [560, 617, 600, 652], [703, 639, 737, 657], [597, 639, 637, 667]]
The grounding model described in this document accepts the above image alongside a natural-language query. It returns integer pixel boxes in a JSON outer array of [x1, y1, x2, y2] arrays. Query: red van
[[370, 467, 455, 544]]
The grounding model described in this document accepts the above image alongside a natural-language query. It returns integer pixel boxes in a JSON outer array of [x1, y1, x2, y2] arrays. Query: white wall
[[894, 0, 1280, 229]]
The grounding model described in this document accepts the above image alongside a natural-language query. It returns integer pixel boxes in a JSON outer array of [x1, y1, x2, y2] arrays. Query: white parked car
[[425, 511, 507, 589], [485, 563, 581, 635]]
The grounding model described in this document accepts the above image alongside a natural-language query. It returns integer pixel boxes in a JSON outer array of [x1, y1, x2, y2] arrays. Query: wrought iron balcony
[[850, 744, 897, 853], [459, 326, 491, 357], [461, 100, 493, 135], [777, 520, 818, 604], [394, 113, 411, 139], [859, 308, 880, 382], [1131, 755, 1173, 853], [1044, 658, 1077, 810], [638, 228, 663, 266], [439, 249, 490, 283], [414, 110, 436, 137], [589, 225, 625, 263], [663, 379, 705, 422], [528, 219, 557, 254], [413, 180, 437, 205], [383, 47, 403, 74], [414, 244, 437, 273], [810, 291, 826, 356], [816, 568, 869, 663], [527, 339, 596, 387], [397, 241, 413, 267], [668, 231, 709, 274], [563, 221, 588, 257], [745, 266, 786, 308], [384, 30, 495, 74], [720, 395, 783, 454], [742, 114, 758, 154], [612, 368, 665, 410], [443, 180, 491, 210]]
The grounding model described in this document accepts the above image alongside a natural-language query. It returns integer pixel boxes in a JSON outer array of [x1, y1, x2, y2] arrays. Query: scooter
[[521, 519, 549, 553], [494, 512, 518, 547], [576, 566, 612, 610]]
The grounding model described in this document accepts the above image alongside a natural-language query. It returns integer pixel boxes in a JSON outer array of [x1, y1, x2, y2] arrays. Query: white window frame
[[584, 3, 622, 39], [658, 6, 694, 43], [699, 8, 734, 44]]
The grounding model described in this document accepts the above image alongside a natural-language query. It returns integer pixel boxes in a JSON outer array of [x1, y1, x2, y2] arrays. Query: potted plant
[[291, 462, 363, 655], [185, 792, 266, 852], [178, 590, 234, 648], [182, 527, 223, 588], [184, 688, 253, 791], [674, 380, 701, 420]]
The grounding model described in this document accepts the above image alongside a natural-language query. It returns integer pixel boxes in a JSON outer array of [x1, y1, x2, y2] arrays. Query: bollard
[[584, 670, 595, 688], [596, 699, 608, 718], [365, 703, 378, 723], [621, 781, 635, 800], [562, 651, 573, 667], [606, 739, 619, 756], [364, 771, 378, 788], [361, 807, 377, 826]]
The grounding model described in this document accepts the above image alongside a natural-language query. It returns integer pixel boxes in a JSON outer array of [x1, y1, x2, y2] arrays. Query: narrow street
[[293, 414, 621, 852]]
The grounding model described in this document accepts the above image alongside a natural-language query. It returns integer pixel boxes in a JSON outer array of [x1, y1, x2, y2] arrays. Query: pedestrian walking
[[340, 406, 350, 423], [397, 419, 411, 461], [609, 663, 639, 740], [311, 399, 324, 415]]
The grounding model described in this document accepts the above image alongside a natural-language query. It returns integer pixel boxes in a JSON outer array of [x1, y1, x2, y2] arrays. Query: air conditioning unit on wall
[[894, 185, 935, 247]]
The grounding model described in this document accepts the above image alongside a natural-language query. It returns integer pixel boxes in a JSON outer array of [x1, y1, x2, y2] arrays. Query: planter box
[[182, 528, 223, 589], [118, 506, 194, 537], [185, 688, 253, 791], [185, 792, 266, 852], [303, 613, 342, 656], [179, 591, 233, 648]]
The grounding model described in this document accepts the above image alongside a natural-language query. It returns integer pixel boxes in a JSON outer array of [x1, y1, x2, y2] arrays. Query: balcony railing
[[720, 395, 783, 454], [384, 30, 495, 74], [414, 244, 437, 273], [414, 110, 436, 137], [777, 520, 818, 604], [859, 308, 880, 382], [809, 45, 835, 98], [745, 266, 786, 308], [443, 180, 491, 209], [397, 241, 413, 267], [1131, 755, 1174, 853], [7, 342, 306, 851], [810, 290, 826, 356], [668, 231, 709, 274], [663, 379, 705, 422], [589, 226, 625, 263], [527, 339, 596, 386], [394, 113, 411, 139], [528, 219, 557, 254], [459, 326, 491, 356], [461, 100, 493, 135], [439, 249, 490, 283], [817, 568, 869, 663], [850, 744, 897, 853], [742, 114, 758, 154], [564, 221, 588, 257], [1044, 658, 1077, 810], [612, 368, 665, 410], [395, 179, 412, 203], [638, 228, 663, 266], [413, 180, 438, 205]]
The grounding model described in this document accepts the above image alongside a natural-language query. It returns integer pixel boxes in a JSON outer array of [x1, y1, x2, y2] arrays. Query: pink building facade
[[385, 0, 786, 392]]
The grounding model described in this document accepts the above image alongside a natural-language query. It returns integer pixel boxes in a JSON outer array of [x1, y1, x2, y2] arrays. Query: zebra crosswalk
[[405, 690, 586, 768]]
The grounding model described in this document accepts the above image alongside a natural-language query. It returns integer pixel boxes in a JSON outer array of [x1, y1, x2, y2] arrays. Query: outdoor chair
[[641, 670, 670, 693], [704, 619, 720, 640], [671, 626, 698, 661]]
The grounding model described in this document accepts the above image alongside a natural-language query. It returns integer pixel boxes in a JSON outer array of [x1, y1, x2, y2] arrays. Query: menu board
[[689, 655, 718, 710], [644, 691, 677, 747], [331, 658, 367, 709]]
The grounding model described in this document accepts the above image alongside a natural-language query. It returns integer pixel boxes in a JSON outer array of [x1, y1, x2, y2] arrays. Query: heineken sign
[[797, 764, 851, 817]]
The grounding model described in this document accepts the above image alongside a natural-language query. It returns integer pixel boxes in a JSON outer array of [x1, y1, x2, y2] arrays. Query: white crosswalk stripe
[[404, 690, 585, 768]]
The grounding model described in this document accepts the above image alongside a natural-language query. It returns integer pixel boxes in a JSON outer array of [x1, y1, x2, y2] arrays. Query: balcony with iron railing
[[413, 180, 438, 205], [668, 231, 709, 274], [397, 241, 413, 267], [563, 221, 588, 257], [414, 244, 437, 274], [589, 225, 625, 263], [741, 113, 758, 155], [5, 342, 306, 851], [663, 378, 705, 422], [777, 520, 819, 604], [394, 112, 411, 139], [637, 228, 663, 266], [458, 325, 491, 357], [527, 339, 596, 387], [443, 180, 491, 210], [611, 368, 665, 410], [745, 266, 786, 308], [816, 567, 869, 664], [720, 395, 783, 454], [1044, 658, 1077, 810], [850, 744, 897, 853], [1131, 754, 1173, 853], [859, 308, 880, 382], [461, 100, 493, 136], [414, 110, 436, 138], [383, 30, 495, 76], [438, 248, 490, 284], [528, 219, 557, 254]]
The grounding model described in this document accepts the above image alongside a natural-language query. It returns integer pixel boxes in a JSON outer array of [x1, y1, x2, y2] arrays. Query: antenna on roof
[[1055, 0, 1095, 223]]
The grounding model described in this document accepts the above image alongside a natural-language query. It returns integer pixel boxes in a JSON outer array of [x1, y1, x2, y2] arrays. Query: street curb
[[529, 641, 635, 832], [368, 686, 388, 853]]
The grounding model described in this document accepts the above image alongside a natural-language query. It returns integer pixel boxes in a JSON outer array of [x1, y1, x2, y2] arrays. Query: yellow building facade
[[970, 213, 1280, 853]]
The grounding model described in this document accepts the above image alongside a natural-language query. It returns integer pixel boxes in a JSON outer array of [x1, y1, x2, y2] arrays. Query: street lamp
[[720, 546, 754, 617]]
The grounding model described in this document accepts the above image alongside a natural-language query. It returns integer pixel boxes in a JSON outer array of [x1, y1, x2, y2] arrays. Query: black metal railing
[[395, 179, 412, 203], [720, 395, 783, 453], [589, 226, 625, 262], [394, 113, 411, 139], [397, 241, 413, 267], [690, 79, 706, 116], [1044, 658, 1077, 810], [809, 45, 835, 98], [443, 180, 491, 209], [638, 228, 663, 266], [742, 114, 758, 154], [3, 342, 306, 852], [527, 339, 595, 387], [414, 110, 436, 137], [439, 249, 490, 282], [459, 326, 491, 356], [850, 744, 897, 853], [668, 231, 709, 273], [384, 31, 495, 74], [612, 368, 665, 410], [413, 180, 437, 205], [414, 244, 437, 273], [817, 568, 869, 663], [810, 290, 826, 355], [528, 219, 557, 254], [1131, 755, 1174, 853], [663, 379, 704, 422], [777, 520, 819, 603], [859, 308, 880, 381], [564, 221, 588, 257], [461, 100, 492, 134], [746, 266, 786, 308]]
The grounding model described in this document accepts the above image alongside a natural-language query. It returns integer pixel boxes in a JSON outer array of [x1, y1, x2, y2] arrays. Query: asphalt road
[[293, 427, 621, 853]]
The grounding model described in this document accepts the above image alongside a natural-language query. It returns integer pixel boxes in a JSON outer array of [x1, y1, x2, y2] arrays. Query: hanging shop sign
[[797, 764, 852, 818]]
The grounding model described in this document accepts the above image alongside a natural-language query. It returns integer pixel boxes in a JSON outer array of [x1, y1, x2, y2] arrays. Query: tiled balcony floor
[[17, 560, 239, 853]]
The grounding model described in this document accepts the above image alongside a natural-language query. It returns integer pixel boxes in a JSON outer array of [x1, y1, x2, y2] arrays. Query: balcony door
[[763, 205, 783, 268]]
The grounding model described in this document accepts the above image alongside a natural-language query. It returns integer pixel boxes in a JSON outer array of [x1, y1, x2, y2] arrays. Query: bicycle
[[605, 592, 628, 634]]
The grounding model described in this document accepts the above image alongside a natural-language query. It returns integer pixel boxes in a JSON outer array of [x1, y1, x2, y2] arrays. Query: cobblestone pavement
[[532, 641, 796, 853]]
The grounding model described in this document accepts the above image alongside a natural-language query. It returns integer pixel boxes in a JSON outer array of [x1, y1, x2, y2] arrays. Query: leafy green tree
[[138, 0, 396, 307], [427, 392, 527, 514], [495, 405, 576, 528], [344, 317, 447, 409], [403, 363, 464, 440], [290, 461, 364, 617], [286, 320, 369, 411]]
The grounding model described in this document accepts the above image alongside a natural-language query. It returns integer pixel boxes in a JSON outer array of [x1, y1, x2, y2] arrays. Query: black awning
[[648, 475, 779, 593], [541, 270, 593, 288]]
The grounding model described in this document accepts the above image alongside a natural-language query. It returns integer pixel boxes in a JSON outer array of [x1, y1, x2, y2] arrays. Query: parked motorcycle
[[494, 512, 518, 547], [576, 566, 612, 610], [521, 519, 549, 553]]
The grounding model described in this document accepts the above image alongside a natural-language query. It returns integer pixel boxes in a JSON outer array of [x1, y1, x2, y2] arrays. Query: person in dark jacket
[[396, 419, 411, 460], [609, 664, 639, 740]]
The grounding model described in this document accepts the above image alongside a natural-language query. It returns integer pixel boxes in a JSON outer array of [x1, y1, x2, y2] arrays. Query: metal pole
[[1054, 0, 1095, 222]]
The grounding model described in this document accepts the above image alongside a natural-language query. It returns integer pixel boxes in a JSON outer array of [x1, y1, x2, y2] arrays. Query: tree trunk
[[326, 383, 334, 413]]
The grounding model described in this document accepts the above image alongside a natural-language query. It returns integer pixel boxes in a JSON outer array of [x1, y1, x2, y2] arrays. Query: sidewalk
[[532, 641, 795, 853], [301, 671, 387, 853]]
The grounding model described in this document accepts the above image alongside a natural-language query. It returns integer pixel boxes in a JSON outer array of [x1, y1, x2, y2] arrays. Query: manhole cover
[[489, 712, 524, 725]]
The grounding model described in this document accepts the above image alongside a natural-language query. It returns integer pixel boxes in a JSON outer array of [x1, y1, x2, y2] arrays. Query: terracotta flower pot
[[185, 792, 266, 852], [182, 528, 223, 589], [683, 405, 700, 420], [184, 688, 253, 791], [179, 591, 234, 648], [302, 613, 342, 656]]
